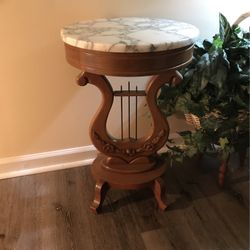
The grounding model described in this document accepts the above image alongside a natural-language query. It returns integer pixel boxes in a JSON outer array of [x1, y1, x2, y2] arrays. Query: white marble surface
[[61, 17, 199, 53]]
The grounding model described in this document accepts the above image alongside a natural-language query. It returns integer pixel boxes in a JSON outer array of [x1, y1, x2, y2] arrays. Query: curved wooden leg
[[90, 180, 108, 214], [218, 156, 230, 187], [152, 177, 168, 211]]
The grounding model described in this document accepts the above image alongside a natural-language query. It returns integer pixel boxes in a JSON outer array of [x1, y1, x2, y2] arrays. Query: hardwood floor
[[0, 156, 248, 250]]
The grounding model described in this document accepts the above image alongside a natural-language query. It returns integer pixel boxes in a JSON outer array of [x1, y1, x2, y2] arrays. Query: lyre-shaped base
[[78, 71, 182, 164], [78, 71, 182, 213]]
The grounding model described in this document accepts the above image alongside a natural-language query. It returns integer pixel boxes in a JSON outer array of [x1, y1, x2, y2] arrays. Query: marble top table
[[61, 17, 199, 53], [61, 17, 199, 76], [61, 18, 199, 213]]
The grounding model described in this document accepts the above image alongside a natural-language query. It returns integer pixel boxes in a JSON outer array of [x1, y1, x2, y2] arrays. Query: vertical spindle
[[120, 85, 123, 140], [135, 86, 138, 140], [128, 81, 131, 139]]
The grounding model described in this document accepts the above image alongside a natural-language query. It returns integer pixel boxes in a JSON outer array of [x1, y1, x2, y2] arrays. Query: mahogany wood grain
[[218, 157, 230, 187], [152, 177, 168, 211], [90, 180, 108, 214], [64, 44, 194, 76]]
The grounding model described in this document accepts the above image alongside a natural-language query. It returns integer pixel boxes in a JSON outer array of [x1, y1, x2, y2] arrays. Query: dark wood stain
[[0, 156, 248, 250]]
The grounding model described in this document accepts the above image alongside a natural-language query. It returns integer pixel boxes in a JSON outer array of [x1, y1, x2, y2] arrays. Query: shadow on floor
[[99, 154, 249, 213]]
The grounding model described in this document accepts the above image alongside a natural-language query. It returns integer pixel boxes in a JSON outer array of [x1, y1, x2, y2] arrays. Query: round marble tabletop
[[61, 17, 199, 53]]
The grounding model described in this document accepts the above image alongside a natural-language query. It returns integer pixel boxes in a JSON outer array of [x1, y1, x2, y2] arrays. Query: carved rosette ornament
[[94, 129, 166, 156]]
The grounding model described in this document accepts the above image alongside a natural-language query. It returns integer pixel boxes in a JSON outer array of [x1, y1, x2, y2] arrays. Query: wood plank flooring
[[0, 156, 249, 250]]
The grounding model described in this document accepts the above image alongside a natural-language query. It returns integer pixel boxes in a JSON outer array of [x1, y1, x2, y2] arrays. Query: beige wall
[[0, 0, 248, 158]]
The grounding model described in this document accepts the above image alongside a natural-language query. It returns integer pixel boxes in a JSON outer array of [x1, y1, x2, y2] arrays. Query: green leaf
[[213, 35, 223, 48], [218, 137, 229, 149], [166, 144, 184, 153], [185, 145, 198, 158], [175, 93, 191, 113], [233, 94, 249, 108], [178, 131, 192, 137], [200, 115, 221, 131], [208, 50, 229, 92], [219, 13, 231, 42], [157, 12, 249, 164], [203, 39, 213, 51], [243, 32, 250, 39], [233, 26, 241, 35]]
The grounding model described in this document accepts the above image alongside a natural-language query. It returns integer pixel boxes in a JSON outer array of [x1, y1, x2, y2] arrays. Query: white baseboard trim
[[0, 145, 97, 180], [0, 133, 181, 180]]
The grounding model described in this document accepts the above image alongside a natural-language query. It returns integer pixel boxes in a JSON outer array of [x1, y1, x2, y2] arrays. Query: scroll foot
[[152, 177, 168, 211], [90, 180, 108, 214]]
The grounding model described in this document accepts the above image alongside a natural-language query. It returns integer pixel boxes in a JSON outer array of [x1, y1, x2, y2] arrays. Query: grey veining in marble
[[61, 17, 199, 53]]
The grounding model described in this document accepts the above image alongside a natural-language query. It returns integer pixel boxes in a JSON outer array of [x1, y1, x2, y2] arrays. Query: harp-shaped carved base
[[78, 71, 182, 165], [79, 71, 183, 213]]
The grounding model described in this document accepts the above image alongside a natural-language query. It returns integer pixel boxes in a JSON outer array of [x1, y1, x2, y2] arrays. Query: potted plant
[[158, 13, 249, 186]]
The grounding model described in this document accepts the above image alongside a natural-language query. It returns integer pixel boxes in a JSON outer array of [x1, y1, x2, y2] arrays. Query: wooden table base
[[63, 41, 194, 214], [90, 155, 168, 213], [76, 71, 183, 214]]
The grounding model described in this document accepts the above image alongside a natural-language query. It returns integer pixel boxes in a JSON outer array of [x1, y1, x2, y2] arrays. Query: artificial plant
[[158, 13, 249, 163]]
